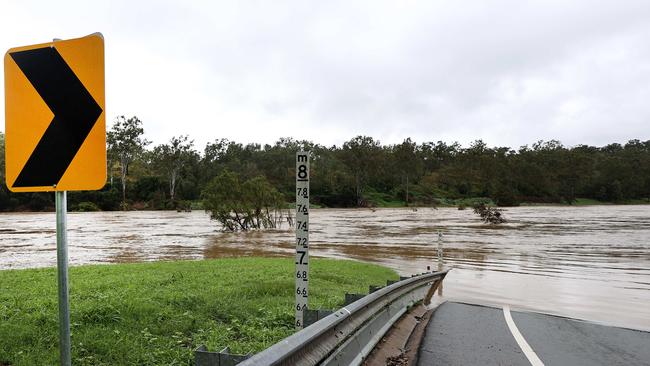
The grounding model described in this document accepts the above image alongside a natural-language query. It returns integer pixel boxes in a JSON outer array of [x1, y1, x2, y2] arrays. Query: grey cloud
[[1, 1, 650, 149]]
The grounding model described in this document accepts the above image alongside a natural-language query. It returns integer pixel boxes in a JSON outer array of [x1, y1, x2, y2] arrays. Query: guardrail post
[[344, 293, 365, 305], [194, 345, 252, 366], [303, 308, 335, 328], [369, 285, 383, 293]]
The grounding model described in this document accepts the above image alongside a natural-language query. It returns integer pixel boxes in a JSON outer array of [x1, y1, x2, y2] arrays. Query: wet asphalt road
[[417, 302, 650, 366]]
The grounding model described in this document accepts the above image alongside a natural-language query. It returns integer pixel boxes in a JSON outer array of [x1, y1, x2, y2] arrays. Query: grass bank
[[0, 258, 398, 366]]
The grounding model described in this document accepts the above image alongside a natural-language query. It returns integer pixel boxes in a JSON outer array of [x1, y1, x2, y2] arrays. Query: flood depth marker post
[[295, 151, 310, 329]]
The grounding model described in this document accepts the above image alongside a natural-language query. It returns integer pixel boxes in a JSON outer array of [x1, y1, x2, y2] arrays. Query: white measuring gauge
[[295, 151, 310, 329]]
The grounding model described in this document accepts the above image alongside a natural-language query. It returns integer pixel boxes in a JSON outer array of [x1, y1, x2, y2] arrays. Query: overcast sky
[[1, 0, 649, 150]]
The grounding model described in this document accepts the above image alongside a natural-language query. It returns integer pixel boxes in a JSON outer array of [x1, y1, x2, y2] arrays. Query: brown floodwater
[[1, 206, 649, 331]]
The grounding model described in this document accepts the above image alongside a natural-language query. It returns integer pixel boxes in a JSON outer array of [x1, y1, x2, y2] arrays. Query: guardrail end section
[[195, 345, 252, 366]]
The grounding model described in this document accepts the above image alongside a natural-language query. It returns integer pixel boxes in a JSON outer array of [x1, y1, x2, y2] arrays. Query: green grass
[[363, 189, 406, 207], [520, 198, 650, 206], [0, 258, 397, 366], [434, 197, 494, 208], [572, 198, 606, 205], [571, 198, 650, 205], [623, 198, 650, 204], [374, 200, 406, 208]]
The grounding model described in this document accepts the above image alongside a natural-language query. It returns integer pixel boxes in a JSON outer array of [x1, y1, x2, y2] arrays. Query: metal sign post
[[295, 151, 310, 329], [55, 191, 71, 366]]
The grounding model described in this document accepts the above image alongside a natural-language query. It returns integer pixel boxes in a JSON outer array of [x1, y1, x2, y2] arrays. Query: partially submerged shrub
[[202, 171, 289, 231], [473, 203, 506, 224], [76, 201, 101, 212]]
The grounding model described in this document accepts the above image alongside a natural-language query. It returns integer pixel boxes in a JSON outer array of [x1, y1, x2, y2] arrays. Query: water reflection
[[0, 206, 649, 330]]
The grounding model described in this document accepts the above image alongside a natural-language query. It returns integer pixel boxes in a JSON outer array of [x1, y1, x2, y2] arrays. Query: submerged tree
[[107, 116, 150, 208], [151, 135, 195, 203], [202, 171, 287, 231], [473, 203, 506, 224], [341, 136, 382, 206], [393, 138, 422, 206]]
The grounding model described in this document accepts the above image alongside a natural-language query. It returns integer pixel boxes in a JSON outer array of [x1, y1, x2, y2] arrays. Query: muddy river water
[[1, 206, 649, 331]]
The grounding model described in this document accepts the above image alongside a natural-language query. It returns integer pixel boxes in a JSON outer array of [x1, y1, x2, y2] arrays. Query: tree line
[[1, 116, 649, 211]]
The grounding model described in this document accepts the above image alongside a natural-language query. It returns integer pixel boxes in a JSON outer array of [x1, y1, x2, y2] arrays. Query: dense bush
[[76, 202, 101, 212], [473, 203, 506, 224], [202, 171, 288, 231], [2, 127, 650, 211]]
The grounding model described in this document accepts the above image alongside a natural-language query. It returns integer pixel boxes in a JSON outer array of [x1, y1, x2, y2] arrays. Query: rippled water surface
[[1, 206, 649, 330]]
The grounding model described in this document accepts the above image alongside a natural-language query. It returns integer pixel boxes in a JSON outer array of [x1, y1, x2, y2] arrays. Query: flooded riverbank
[[1, 206, 649, 331]]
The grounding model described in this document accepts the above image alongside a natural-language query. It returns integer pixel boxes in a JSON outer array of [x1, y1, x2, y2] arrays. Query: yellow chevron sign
[[4, 33, 106, 192]]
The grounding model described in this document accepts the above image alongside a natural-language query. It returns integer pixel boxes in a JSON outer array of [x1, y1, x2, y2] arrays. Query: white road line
[[503, 305, 545, 366]]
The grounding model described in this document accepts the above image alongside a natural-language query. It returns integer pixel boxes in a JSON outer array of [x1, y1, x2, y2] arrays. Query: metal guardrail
[[234, 269, 448, 366]]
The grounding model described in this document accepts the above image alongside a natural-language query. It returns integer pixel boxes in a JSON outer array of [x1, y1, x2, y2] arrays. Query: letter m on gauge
[[4, 33, 106, 192]]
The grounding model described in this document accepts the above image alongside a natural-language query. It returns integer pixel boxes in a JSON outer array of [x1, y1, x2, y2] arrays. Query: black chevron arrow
[[10, 46, 102, 188]]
